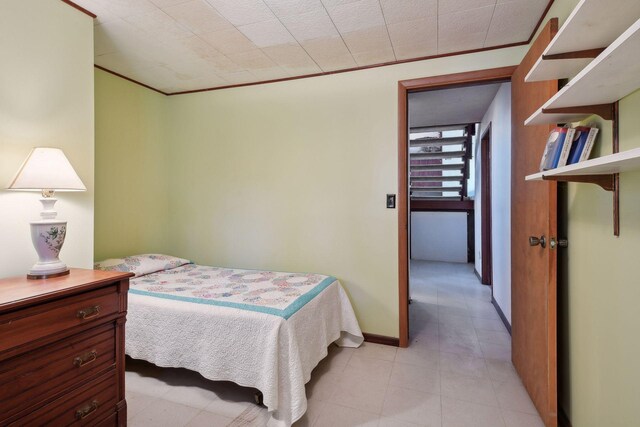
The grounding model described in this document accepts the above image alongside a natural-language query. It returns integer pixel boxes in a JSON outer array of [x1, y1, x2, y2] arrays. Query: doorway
[[397, 67, 516, 347], [480, 124, 493, 288]]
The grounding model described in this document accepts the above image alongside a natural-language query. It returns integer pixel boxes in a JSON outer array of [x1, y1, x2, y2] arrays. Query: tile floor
[[125, 260, 543, 427]]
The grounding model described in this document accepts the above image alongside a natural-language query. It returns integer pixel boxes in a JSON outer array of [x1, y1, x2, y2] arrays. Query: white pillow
[[94, 254, 191, 277]]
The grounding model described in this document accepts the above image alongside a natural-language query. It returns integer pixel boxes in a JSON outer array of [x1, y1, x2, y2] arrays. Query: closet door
[[511, 18, 559, 427]]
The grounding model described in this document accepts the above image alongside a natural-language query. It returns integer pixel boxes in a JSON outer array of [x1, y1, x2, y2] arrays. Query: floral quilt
[[129, 263, 337, 319]]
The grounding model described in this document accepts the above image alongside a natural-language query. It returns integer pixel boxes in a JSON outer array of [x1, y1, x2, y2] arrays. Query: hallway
[[406, 260, 543, 426]]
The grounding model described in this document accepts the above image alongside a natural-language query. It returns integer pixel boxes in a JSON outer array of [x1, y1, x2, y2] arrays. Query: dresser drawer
[[0, 285, 119, 354], [0, 323, 116, 421], [9, 370, 119, 427]]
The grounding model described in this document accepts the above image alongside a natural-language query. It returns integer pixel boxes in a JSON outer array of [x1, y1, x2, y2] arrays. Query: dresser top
[[0, 268, 133, 312]]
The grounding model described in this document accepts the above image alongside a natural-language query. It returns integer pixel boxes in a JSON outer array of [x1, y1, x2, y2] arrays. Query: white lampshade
[[7, 147, 86, 191]]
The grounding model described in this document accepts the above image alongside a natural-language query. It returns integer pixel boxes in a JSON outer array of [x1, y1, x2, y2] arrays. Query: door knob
[[550, 238, 568, 249], [529, 235, 546, 248]]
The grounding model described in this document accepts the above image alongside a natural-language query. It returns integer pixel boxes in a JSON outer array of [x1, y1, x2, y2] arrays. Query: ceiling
[[71, 0, 551, 94], [408, 82, 503, 128]]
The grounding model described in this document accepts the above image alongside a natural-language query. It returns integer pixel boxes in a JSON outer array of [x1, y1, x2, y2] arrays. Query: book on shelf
[[567, 125, 597, 164], [540, 126, 571, 171], [579, 126, 599, 162], [555, 126, 576, 168]]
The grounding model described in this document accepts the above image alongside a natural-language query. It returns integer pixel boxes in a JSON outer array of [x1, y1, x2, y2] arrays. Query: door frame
[[397, 67, 516, 347], [480, 123, 493, 287]]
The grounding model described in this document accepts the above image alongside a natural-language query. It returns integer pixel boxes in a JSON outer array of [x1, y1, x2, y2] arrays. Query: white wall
[[0, 0, 94, 278], [475, 82, 512, 322], [411, 212, 468, 262]]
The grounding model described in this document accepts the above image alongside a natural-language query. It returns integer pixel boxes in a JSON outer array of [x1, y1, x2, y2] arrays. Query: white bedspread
[[125, 265, 363, 426]]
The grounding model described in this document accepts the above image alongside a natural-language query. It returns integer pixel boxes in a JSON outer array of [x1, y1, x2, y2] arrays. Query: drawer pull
[[75, 400, 99, 420], [77, 305, 101, 320], [73, 350, 97, 368]]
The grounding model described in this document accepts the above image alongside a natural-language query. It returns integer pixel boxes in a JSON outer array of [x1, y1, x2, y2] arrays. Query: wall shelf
[[526, 18, 640, 125], [525, 147, 640, 190], [526, 0, 640, 82]]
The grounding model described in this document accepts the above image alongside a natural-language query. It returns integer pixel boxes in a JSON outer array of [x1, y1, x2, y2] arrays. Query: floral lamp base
[[28, 220, 69, 279]]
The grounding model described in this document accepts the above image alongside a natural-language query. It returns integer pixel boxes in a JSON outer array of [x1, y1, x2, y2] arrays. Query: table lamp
[[7, 147, 86, 279]]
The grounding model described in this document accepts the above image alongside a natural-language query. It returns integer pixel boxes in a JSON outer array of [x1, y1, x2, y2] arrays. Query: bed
[[94, 254, 363, 426]]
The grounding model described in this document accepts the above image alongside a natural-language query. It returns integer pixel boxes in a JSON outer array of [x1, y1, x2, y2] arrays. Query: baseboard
[[362, 333, 400, 347], [474, 268, 482, 283], [491, 296, 512, 335], [558, 406, 572, 427]]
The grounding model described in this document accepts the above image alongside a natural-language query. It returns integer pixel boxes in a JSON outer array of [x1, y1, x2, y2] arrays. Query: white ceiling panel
[[204, 0, 275, 26], [485, 0, 549, 47], [280, 9, 339, 42], [123, 10, 192, 42], [75, 0, 549, 92], [264, 0, 325, 17], [352, 47, 395, 66], [387, 16, 437, 47], [199, 28, 258, 54], [438, 0, 496, 16], [162, 0, 233, 35], [379, 0, 437, 25], [237, 19, 296, 47], [326, 0, 385, 33], [342, 26, 393, 54]]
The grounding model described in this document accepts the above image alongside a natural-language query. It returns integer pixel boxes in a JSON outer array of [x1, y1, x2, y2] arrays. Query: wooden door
[[481, 125, 493, 287], [511, 19, 559, 427]]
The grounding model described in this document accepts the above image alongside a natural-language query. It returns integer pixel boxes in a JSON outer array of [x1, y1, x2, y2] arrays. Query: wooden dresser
[[0, 268, 133, 426]]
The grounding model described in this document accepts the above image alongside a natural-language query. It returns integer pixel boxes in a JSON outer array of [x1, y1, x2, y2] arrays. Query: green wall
[[0, 0, 94, 278], [560, 89, 640, 426], [94, 70, 170, 261]]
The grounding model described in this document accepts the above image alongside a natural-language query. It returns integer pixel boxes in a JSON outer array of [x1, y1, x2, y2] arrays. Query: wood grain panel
[[511, 18, 559, 427]]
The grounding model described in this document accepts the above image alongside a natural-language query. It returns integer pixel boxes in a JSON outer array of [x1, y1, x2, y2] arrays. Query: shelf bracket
[[541, 174, 615, 191], [542, 103, 615, 121], [542, 48, 605, 61]]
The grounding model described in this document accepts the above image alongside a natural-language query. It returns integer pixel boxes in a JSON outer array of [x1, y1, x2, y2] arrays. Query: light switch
[[386, 194, 396, 209]]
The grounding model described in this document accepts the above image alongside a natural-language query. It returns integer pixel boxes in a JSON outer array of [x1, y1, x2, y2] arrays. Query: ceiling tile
[[321, 0, 360, 9], [264, 0, 325, 17], [219, 70, 256, 84], [379, 0, 437, 25], [123, 9, 192, 42], [438, 31, 486, 53], [326, 0, 385, 33], [199, 28, 258, 54], [162, 0, 233, 34], [485, 0, 548, 46], [280, 9, 339, 42], [204, 55, 246, 72], [262, 43, 322, 74], [227, 49, 279, 70], [149, 0, 192, 8], [342, 25, 392, 54], [250, 66, 290, 80], [301, 36, 352, 59], [314, 53, 358, 71], [171, 36, 224, 60], [237, 20, 296, 47], [352, 47, 395, 66], [204, 0, 275, 26], [393, 41, 438, 60], [300, 36, 356, 71], [437, 4, 494, 35], [438, 0, 496, 15], [387, 16, 437, 46]]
